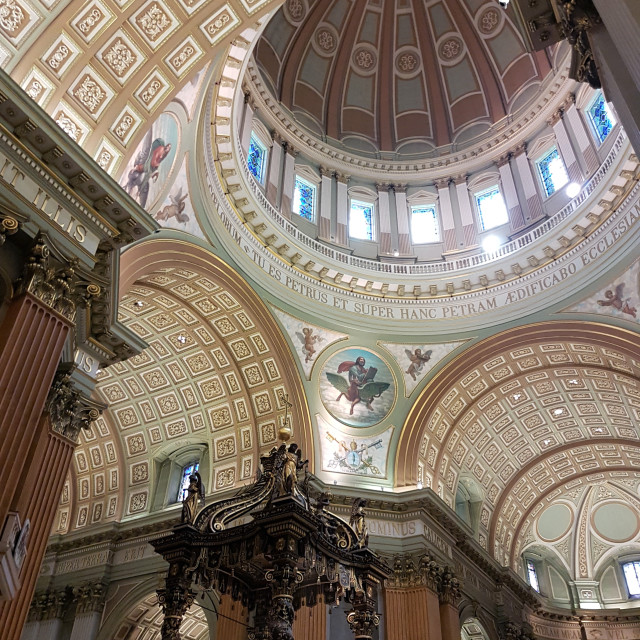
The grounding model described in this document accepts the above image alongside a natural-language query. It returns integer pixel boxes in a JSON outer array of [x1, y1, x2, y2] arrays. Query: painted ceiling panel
[[253, 0, 549, 156]]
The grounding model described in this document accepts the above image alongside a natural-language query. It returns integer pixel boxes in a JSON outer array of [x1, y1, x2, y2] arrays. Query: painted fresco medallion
[[320, 348, 395, 428]]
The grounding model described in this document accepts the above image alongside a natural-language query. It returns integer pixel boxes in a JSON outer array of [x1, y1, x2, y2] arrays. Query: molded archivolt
[[254, 0, 549, 156], [397, 322, 640, 565], [64, 237, 312, 531]]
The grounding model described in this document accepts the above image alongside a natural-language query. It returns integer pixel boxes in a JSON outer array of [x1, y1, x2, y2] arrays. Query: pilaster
[[376, 184, 392, 256], [280, 144, 298, 220], [335, 173, 350, 247], [435, 178, 456, 253], [318, 167, 333, 241], [393, 185, 410, 255], [453, 176, 478, 248]]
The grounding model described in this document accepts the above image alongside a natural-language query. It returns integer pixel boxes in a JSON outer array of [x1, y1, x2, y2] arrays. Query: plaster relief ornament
[[121, 112, 178, 210], [564, 256, 640, 325], [270, 307, 347, 380], [322, 348, 394, 426]]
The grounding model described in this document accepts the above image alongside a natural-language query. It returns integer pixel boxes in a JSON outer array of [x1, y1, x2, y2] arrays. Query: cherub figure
[[597, 284, 637, 318], [296, 327, 322, 363], [405, 348, 433, 381], [155, 187, 189, 224]]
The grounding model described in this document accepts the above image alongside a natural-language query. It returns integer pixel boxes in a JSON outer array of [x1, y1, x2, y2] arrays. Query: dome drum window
[[349, 199, 376, 242], [474, 185, 509, 232], [410, 204, 440, 245], [293, 175, 317, 223], [247, 134, 267, 184], [587, 92, 616, 145], [536, 147, 569, 198]]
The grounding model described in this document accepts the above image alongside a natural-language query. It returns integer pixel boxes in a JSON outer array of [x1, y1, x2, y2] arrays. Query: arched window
[[526, 558, 541, 593], [474, 185, 508, 231], [536, 147, 569, 197], [178, 461, 200, 502], [622, 561, 640, 597], [293, 175, 316, 222], [349, 199, 375, 241], [411, 204, 440, 244], [587, 92, 616, 144], [247, 134, 267, 184]]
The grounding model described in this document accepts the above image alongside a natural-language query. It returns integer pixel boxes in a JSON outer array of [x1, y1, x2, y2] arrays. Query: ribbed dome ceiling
[[254, 0, 554, 157]]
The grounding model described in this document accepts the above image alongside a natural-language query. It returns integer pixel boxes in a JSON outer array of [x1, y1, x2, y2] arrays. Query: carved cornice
[[45, 367, 104, 443]]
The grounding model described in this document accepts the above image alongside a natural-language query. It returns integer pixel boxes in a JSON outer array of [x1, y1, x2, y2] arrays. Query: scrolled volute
[[45, 369, 102, 442]]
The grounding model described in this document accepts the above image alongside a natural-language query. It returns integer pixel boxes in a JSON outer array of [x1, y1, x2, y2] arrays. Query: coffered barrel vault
[[1, 1, 640, 640]]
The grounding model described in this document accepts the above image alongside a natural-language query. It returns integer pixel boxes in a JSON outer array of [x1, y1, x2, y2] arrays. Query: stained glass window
[[411, 205, 440, 244], [588, 93, 616, 144], [247, 134, 267, 183], [536, 147, 569, 197], [527, 560, 540, 593], [178, 462, 199, 502], [475, 186, 509, 231], [623, 561, 640, 597], [293, 177, 316, 222], [349, 200, 375, 241]]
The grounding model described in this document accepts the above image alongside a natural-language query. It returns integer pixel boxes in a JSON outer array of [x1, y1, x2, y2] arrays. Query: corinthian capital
[[45, 367, 103, 442]]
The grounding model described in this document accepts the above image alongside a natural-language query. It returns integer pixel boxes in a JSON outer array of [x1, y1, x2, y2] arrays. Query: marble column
[[266, 132, 284, 207], [19, 590, 70, 640], [335, 173, 349, 247], [549, 109, 582, 183], [0, 396, 93, 639], [216, 595, 248, 640], [0, 238, 75, 536], [384, 588, 431, 640], [498, 154, 526, 233], [394, 185, 411, 255], [318, 167, 333, 241], [436, 179, 457, 253], [453, 176, 478, 248], [239, 93, 256, 155], [563, 94, 599, 175], [280, 145, 297, 220], [377, 184, 392, 255], [292, 597, 326, 640], [438, 570, 461, 640], [513, 144, 544, 223]]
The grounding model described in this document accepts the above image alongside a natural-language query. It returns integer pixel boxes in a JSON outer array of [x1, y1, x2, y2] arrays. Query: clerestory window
[[349, 199, 375, 241], [587, 92, 616, 144], [178, 462, 199, 502], [293, 176, 316, 222], [475, 186, 509, 232], [623, 561, 640, 597], [247, 134, 267, 184], [536, 147, 569, 197], [411, 205, 440, 244]]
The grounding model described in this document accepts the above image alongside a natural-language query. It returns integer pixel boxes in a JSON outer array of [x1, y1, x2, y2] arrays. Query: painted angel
[[597, 284, 637, 318], [325, 356, 390, 415], [405, 348, 432, 381], [124, 127, 173, 208], [295, 327, 323, 363], [155, 187, 189, 224]]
